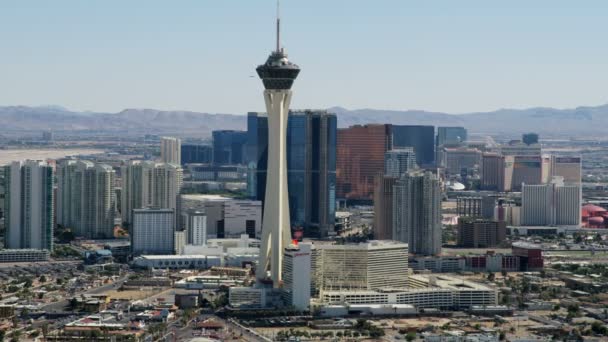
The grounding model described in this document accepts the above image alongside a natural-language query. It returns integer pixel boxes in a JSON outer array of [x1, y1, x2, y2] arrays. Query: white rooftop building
[[282, 243, 312, 311], [132, 254, 223, 269], [311, 240, 409, 293], [521, 176, 581, 227], [318, 274, 497, 310]]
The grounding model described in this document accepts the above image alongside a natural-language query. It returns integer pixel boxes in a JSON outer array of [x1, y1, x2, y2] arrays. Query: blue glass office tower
[[181, 144, 212, 165], [246, 112, 268, 200], [212, 130, 247, 165], [247, 110, 337, 238], [437, 127, 468, 147], [392, 125, 435, 167]]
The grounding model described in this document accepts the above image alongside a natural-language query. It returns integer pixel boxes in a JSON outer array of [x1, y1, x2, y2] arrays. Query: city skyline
[[1, 2, 607, 341], [1, 1, 608, 114]]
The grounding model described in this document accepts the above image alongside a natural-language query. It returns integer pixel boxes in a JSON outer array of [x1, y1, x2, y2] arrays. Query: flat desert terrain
[[0, 148, 104, 165]]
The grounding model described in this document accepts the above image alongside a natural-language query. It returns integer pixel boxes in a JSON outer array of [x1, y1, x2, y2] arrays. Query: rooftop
[[313, 240, 409, 251], [136, 255, 222, 260], [512, 241, 542, 249]]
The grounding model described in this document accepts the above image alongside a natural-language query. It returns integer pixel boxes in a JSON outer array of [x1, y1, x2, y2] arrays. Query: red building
[[465, 251, 520, 272], [336, 124, 392, 201], [512, 242, 544, 271]]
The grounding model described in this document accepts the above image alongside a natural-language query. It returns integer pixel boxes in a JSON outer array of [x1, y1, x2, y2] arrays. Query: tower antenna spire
[[276, 0, 281, 52]]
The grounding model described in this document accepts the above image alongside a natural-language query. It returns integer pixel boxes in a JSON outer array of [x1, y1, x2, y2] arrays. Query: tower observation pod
[[256, 3, 300, 287]]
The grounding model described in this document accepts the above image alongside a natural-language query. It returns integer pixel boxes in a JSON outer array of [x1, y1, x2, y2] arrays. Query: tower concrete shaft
[[256, 2, 300, 286], [258, 89, 294, 286]]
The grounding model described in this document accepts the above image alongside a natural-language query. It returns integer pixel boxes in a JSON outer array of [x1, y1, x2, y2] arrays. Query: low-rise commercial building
[[410, 256, 465, 273], [512, 242, 544, 271], [0, 249, 50, 262], [175, 275, 244, 289], [132, 254, 222, 269], [465, 253, 520, 273], [229, 287, 273, 309], [319, 275, 497, 310], [178, 194, 261, 239], [317, 304, 417, 317], [175, 294, 199, 309]]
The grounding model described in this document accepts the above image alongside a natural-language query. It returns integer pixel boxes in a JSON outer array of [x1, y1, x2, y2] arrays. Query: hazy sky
[[1, 1, 607, 114]]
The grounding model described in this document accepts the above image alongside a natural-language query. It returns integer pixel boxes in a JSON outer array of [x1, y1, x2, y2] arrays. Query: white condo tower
[[256, 4, 300, 287]]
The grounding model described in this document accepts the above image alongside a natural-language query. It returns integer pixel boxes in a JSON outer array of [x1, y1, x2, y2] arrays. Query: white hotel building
[[229, 241, 497, 311], [521, 176, 581, 227], [160, 136, 181, 165], [282, 243, 312, 311], [131, 208, 175, 255], [311, 240, 409, 293]]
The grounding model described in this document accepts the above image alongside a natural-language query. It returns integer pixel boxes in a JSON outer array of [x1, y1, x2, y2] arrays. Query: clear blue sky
[[1, 1, 607, 114]]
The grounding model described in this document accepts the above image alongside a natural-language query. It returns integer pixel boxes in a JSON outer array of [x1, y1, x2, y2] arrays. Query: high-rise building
[[160, 137, 181, 165], [456, 195, 495, 219], [174, 230, 186, 255], [541, 155, 552, 184], [337, 124, 392, 201], [437, 127, 467, 147], [4, 160, 54, 250], [522, 133, 539, 145], [131, 208, 175, 255], [256, 16, 300, 286], [181, 144, 212, 165], [311, 241, 409, 293], [521, 177, 581, 226], [373, 148, 416, 240], [57, 160, 116, 239], [457, 218, 506, 248], [393, 171, 442, 256], [504, 156, 542, 191], [286, 110, 336, 237], [212, 130, 247, 165], [392, 125, 435, 166], [443, 148, 482, 175], [246, 112, 268, 199], [120, 161, 183, 225], [384, 148, 417, 177], [494, 201, 521, 226], [282, 242, 312, 311], [456, 197, 483, 217], [550, 156, 582, 185], [373, 175, 397, 240], [56, 160, 77, 228], [184, 210, 206, 246], [248, 110, 337, 238], [481, 153, 505, 191]]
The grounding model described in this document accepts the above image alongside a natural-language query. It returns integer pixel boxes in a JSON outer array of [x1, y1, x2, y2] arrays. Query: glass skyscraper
[[212, 130, 247, 165], [181, 144, 212, 165], [392, 125, 435, 167], [336, 124, 392, 201], [247, 110, 337, 238], [437, 126, 468, 146]]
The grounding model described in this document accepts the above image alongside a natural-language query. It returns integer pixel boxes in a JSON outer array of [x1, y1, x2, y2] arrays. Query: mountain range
[[1, 103, 607, 138]]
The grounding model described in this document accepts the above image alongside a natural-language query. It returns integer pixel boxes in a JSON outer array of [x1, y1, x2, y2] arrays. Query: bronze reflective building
[[336, 124, 392, 201]]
